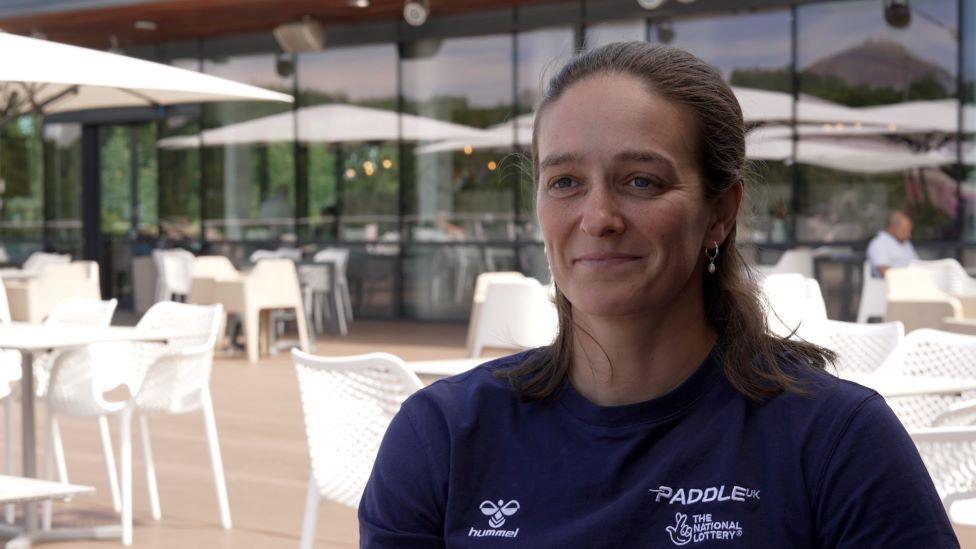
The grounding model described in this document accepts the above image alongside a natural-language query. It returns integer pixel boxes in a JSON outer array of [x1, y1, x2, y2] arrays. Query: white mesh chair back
[[910, 427, 976, 509], [34, 298, 118, 397], [291, 349, 423, 508], [466, 272, 525, 355], [857, 261, 887, 323], [887, 266, 952, 300], [810, 319, 903, 375], [761, 274, 827, 339], [21, 252, 70, 273], [192, 256, 241, 281], [153, 249, 195, 299], [46, 345, 127, 417], [469, 278, 557, 357], [133, 302, 223, 414], [913, 258, 976, 296], [875, 329, 976, 428]]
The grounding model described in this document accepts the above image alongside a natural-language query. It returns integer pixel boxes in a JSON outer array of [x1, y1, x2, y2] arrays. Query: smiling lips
[[573, 252, 642, 267]]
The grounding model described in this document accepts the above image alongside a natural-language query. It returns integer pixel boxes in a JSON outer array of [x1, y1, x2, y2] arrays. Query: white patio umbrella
[[415, 113, 533, 155], [156, 103, 486, 149], [0, 31, 292, 124]]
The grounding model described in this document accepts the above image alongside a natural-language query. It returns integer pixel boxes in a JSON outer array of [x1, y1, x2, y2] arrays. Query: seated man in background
[[866, 210, 919, 277]]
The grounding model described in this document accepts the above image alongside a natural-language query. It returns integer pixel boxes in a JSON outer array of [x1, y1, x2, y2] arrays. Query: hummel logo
[[480, 500, 520, 528], [468, 499, 521, 539]]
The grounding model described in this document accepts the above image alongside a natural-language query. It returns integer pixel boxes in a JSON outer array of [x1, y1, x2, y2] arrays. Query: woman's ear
[[707, 181, 743, 246]]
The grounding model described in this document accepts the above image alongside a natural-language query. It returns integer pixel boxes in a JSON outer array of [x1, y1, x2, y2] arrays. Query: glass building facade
[[0, 0, 972, 320]]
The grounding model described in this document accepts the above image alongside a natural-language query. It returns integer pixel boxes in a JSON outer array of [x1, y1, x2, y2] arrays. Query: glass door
[[98, 123, 157, 309]]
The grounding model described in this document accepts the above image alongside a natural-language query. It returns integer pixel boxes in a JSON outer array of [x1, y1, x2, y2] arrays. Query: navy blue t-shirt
[[359, 347, 957, 548]]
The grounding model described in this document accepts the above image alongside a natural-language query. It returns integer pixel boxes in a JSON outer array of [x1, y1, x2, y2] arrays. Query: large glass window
[[157, 57, 203, 248], [963, 0, 975, 245], [0, 115, 44, 262], [297, 44, 399, 317], [655, 10, 793, 244], [401, 32, 515, 319], [584, 20, 645, 50], [43, 122, 82, 256], [202, 53, 295, 246], [796, 0, 959, 243]]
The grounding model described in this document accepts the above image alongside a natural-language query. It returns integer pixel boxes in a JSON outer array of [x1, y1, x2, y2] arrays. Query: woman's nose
[[579, 187, 625, 237]]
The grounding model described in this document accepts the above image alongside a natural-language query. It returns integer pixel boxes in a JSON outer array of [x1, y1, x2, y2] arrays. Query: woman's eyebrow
[[614, 150, 669, 166], [539, 152, 583, 170]]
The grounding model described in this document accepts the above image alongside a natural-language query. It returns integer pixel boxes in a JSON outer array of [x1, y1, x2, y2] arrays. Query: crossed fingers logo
[[666, 512, 693, 546], [479, 500, 520, 529]]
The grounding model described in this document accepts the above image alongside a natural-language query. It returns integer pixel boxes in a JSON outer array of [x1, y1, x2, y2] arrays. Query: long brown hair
[[497, 42, 834, 401]]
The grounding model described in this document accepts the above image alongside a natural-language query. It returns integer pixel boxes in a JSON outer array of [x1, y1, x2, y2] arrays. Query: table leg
[[19, 350, 36, 531]]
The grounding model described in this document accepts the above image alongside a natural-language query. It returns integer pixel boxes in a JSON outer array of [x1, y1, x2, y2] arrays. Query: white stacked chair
[[756, 248, 814, 278], [152, 249, 195, 303], [291, 349, 423, 549], [809, 319, 904, 375], [885, 266, 970, 333], [856, 261, 887, 323], [467, 277, 557, 358], [249, 247, 302, 263], [912, 258, 976, 319], [873, 329, 976, 429]]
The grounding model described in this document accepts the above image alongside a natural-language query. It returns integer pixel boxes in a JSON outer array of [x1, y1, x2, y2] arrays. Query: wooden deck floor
[[8, 320, 471, 549]]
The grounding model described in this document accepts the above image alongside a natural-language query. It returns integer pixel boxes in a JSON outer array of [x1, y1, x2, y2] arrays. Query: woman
[[359, 42, 956, 548]]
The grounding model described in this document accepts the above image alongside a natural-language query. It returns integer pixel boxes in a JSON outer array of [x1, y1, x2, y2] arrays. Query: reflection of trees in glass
[[159, 117, 200, 240], [43, 124, 82, 246], [100, 127, 131, 235], [0, 116, 43, 242]]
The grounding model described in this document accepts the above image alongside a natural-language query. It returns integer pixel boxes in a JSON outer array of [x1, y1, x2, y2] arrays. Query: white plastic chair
[[913, 258, 976, 318], [213, 258, 310, 363], [152, 249, 195, 303], [249, 247, 302, 263], [760, 273, 828, 340], [757, 248, 814, 278], [21, 252, 70, 273], [465, 271, 525, 356], [808, 319, 904, 375], [468, 277, 557, 358], [313, 248, 353, 324], [885, 266, 966, 333], [4, 262, 101, 323], [117, 302, 230, 545], [874, 329, 976, 429], [291, 349, 423, 549], [856, 261, 888, 323], [0, 277, 21, 524]]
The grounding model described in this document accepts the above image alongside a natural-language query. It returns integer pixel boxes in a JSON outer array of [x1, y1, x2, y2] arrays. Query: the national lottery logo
[[665, 511, 744, 546]]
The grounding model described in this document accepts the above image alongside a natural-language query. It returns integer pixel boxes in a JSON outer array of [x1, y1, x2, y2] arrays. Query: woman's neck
[[568, 296, 717, 407]]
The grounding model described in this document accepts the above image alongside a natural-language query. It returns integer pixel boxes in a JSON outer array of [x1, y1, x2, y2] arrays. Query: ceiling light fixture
[[134, 20, 158, 31], [404, 0, 429, 26], [348, 0, 370, 7], [637, 0, 666, 9], [884, 0, 911, 28]]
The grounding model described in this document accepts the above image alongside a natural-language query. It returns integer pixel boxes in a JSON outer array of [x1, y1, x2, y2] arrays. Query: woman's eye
[[550, 177, 575, 190], [629, 176, 656, 189]]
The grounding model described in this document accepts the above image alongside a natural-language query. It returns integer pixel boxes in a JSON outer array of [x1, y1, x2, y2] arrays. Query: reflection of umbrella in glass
[[746, 126, 957, 174], [156, 104, 486, 149], [0, 31, 292, 126], [415, 113, 533, 154]]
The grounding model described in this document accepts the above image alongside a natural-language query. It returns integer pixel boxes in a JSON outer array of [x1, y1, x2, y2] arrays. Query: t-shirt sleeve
[[865, 236, 889, 271], [358, 398, 447, 548], [814, 394, 958, 548]]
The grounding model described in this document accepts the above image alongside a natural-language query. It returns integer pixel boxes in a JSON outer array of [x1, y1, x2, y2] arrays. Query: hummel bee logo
[[480, 500, 520, 528]]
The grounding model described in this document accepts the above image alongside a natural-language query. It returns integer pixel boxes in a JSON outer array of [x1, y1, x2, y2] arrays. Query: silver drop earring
[[706, 241, 719, 274]]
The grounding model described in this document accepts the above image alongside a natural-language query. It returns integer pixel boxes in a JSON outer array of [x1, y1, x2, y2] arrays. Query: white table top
[[405, 357, 492, 377], [0, 322, 191, 352], [0, 475, 94, 504], [843, 373, 976, 398]]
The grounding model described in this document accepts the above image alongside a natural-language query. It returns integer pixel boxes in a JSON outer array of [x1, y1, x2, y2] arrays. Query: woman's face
[[536, 73, 722, 319]]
